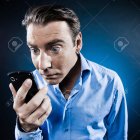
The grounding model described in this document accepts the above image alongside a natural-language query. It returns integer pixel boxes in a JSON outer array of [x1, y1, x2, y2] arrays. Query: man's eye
[[30, 48, 39, 54], [50, 46, 61, 53]]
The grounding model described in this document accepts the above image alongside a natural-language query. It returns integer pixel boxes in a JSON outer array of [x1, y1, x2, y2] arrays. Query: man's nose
[[38, 52, 51, 70]]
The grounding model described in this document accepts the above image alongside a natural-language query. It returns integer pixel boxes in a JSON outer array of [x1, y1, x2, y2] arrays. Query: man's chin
[[43, 78, 62, 85]]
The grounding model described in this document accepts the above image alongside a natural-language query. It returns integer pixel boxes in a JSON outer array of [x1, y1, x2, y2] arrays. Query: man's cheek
[[31, 57, 38, 69]]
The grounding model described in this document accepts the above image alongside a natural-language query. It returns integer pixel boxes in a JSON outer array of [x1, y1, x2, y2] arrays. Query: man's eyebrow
[[46, 39, 65, 46], [27, 42, 37, 48], [27, 39, 65, 48]]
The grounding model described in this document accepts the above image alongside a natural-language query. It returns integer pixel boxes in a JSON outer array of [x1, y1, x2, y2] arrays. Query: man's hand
[[9, 79, 52, 132]]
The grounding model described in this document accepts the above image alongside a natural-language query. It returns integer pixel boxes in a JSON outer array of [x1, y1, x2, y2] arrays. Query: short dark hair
[[22, 5, 81, 43]]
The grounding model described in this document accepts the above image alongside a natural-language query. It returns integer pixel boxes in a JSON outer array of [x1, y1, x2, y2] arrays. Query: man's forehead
[[26, 22, 72, 45], [27, 31, 69, 43], [27, 32, 60, 38], [27, 21, 70, 36]]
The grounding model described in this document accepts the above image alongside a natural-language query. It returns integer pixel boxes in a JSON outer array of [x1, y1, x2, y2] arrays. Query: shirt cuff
[[15, 118, 43, 140]]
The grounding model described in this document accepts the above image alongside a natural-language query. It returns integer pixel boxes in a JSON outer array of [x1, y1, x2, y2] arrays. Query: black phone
[[7, 71, 39, 103]]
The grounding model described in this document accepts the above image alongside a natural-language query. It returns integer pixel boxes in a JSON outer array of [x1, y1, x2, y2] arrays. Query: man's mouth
[[41, 74, 59, 79]]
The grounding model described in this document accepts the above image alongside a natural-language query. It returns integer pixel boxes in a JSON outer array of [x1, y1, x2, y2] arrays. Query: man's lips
[[39, 69, 61, 79], [41, 74, 59, 79]]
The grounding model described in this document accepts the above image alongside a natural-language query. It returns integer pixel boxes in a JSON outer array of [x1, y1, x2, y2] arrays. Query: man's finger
[[26, 96, 51, 123], [16, 87, 48, 119], [9, 83, 17, 98], [38, 105, 52, 125], [15, 79, 32, 108], [25, 87, 48, 114]]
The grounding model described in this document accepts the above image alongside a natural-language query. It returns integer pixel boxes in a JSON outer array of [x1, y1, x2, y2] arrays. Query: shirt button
[[64, 93, 69, 99]]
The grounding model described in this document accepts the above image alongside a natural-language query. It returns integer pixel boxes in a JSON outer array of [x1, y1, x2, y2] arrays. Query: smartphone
[[7, 71, 39, 103]]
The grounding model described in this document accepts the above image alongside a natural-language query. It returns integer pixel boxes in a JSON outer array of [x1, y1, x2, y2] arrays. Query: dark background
[[0, 0, 140, 139]]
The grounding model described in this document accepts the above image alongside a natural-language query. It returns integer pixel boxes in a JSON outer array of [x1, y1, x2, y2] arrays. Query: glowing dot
[[117, 40, 123, 47], [12, 41, 18, 47]]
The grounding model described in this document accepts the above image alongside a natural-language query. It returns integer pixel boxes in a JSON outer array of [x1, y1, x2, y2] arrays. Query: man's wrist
[[17, 117, 38, 133]]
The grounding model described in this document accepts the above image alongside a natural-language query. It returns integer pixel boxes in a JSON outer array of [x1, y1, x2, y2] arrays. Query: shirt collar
[[79, 53, 92, 76]]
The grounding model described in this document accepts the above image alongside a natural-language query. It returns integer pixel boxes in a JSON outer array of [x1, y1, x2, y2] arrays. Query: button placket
[[62, 106, 71, 140]]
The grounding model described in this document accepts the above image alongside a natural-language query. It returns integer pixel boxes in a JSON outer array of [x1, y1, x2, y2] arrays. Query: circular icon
[[12, 41, 18, 47], [118, 41, 124, 47]]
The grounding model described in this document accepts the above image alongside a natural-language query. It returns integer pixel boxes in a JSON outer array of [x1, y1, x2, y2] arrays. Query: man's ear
[[75, 32, 82, 54]]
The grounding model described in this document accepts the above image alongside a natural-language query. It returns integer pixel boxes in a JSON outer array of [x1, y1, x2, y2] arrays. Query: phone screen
[[7, 71, 39, 103]]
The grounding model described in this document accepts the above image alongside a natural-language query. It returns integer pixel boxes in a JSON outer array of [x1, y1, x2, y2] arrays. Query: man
[[9, 5, 128, 140]]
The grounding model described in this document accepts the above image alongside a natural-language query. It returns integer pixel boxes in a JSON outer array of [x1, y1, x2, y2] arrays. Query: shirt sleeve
[[15, 118, 43, 140], [106, 74, 128, 140]]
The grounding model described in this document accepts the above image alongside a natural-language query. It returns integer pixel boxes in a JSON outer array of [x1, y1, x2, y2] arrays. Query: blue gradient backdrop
[[0, 0, 140, 139]]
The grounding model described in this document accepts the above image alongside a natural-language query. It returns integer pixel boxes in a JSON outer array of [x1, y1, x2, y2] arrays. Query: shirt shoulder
[[87, 59, 124, 93]]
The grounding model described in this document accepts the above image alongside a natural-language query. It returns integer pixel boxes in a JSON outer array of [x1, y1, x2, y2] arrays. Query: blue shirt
[[15, 54, 128, 140]]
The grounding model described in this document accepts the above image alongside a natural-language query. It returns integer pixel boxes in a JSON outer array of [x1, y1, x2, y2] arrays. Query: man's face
[[27, 21, 82, 85]]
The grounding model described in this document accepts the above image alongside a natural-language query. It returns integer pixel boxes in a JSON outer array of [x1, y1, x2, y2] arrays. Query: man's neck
[[59, 54, 81, 95]]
